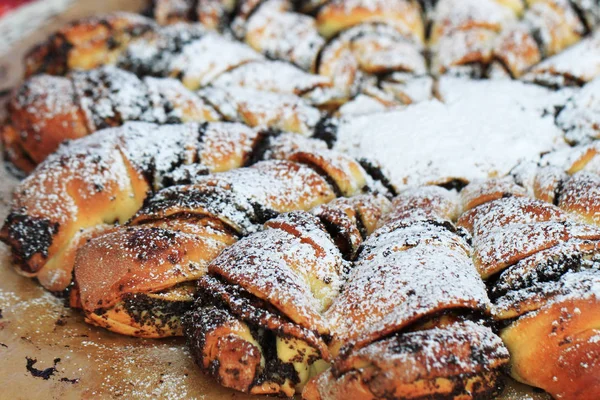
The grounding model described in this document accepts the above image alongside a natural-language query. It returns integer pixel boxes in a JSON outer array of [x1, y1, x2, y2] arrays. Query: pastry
[[1, 65, 327, 173], [0, 121, 338, 292], [184, 187, 510, 398], [3, 1, 600, 399], [522, 142, 600, 224], [186, 194, 390, 395], [70, 150, 373, 338], [23, 6, 430, 106], [304, 186, 509, 399], [7, 1, 600, 175], [457, 179, 600, 399], [150, 0, 599, 81]]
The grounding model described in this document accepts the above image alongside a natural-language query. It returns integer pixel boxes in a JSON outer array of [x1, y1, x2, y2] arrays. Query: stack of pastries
[[2, 1, 600, 399]]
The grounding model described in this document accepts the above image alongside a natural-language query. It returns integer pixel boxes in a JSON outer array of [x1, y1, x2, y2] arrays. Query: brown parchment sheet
[[0, 1, 550, 399]]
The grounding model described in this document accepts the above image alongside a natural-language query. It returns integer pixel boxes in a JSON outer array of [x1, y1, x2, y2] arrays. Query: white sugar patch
[[334, 78, 567, 188]]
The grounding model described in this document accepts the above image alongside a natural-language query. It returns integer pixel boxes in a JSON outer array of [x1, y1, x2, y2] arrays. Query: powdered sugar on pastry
[[211, 60, 331, 96], [557, 77, 600, 144], [169, 33, 263, 88], [243, 3, 325, 71], [327, 232, 489, 346], [523, 30, 600, 87], [334, 78, 567, 188]]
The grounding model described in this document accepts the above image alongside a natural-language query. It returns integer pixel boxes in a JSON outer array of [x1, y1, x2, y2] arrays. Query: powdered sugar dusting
[[557, 76, 600, 144], [199, 86, 322, 135], [461, 196, 568, 236], [431, 0, 516, 36], [493, 239, 600, 298], [354, 319, 509, 379], [200, 160, 335, 214], [327, 222, 489, 347], [334, 78, 566, 189], [209, 212, 346, 331], [243, 2, 325, 71], [169, 33, 263, 88], [472, 221, 597, 277], [524, 30, 600, 87], [494, 270, 600, 318], [212, 60, 331, 97]]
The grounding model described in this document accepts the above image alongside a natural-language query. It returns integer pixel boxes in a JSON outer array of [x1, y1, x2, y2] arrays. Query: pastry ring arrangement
[[2, 1, 600, 399]]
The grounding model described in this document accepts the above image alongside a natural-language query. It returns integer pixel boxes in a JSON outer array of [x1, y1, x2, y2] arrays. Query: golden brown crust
[[8, 3, 600, 399], [2, 75, 90, 173], [199, 86, 322, 135], [431, 28, 497, 75], [428, 0, 520, 75], [196, 121, 261, 172], [315, 34, 360, 104], [304, 185, 507, 400], [11, 18, 345, 172], [130, 160, 337, 233], [209, 212, 345, 334], [185, 206, 368, 395], [191, 306, 265, 392], [460, 177, 527, 212], [1, 68, 224, 172], [501, 282, 600, 400], [347, 26, 426, 76], [492, 23, 542, 78], [37, 224, 114, 291], [24, 12, 156, 77], [473, 220, 600, 278], [326, 187, 489, 355], [183, 191, 390, 396], [429, 0, 513, 45], [533, 145, 600, 223], [240, 2, 324, 71], [381, 186, 459, 227], [457, 196, 568, 236], [457, 166, 600, 400], [560, 143, 600, 174], [328, 239, 488, 353], [144, 77, 221, 123], [559, 172, 600, 225], [0, 122, 264, 292], [186, 296, 317, 397], [0, 134, 148, 284], [69, 149, 374, 338], [316, 22, 426, 103], [169, 34, 263, 89], [316, 0, 425, 41], [492, 240, 600, 301], [288, 150, 369, 197], [74, 220, 235, 314], [306, 321, 509, 400], [195, 273, 331, 356], [211, 61, 331, 96]]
